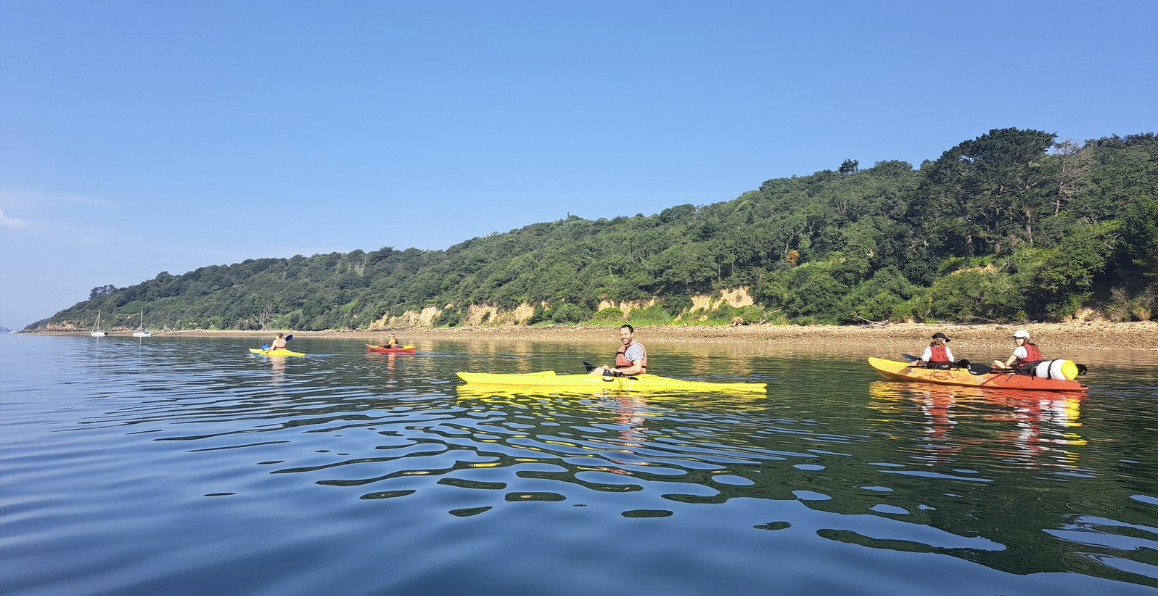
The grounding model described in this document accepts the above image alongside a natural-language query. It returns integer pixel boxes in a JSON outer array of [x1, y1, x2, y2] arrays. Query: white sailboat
[[91, 310, 107, 337], [132, 311, 151, 338]]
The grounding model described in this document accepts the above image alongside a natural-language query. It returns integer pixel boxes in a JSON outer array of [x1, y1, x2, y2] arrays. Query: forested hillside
[[31, 128, 1158, 332]]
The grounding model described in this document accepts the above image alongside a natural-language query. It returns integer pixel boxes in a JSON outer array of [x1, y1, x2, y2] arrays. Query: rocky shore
[[39, 321, 1156, 352]]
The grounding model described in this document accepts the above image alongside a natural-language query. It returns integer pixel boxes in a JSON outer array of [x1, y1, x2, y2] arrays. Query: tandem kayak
[[868, 357, 1088, 392], [249, 348, 305, 357], [366, 344, 416, 353], [456, 371, 766, 392]]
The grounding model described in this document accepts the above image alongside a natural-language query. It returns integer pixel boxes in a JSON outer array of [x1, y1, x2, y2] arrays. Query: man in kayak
[[590, 324, 648, 377], [270, 332, 288, 350], [916, 332, 955, 369], [991, 329, 1042, 373]]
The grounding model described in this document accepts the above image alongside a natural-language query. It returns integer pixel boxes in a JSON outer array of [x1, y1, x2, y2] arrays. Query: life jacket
[[928, 344, 950, 362], [1016, 343, 1042, 366], [1014, 342, 1043, 374], [615, 342, 648, 373]]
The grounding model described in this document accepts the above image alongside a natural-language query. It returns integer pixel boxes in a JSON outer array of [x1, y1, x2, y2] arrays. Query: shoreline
[[23, 321, 1158, 352]]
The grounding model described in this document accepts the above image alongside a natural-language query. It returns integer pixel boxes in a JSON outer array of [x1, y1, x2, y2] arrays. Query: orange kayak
[[868, 357, 1088, 392], [366, 344, 415, 353]]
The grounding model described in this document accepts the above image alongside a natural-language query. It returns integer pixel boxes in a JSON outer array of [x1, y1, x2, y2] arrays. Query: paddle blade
[[261, 344, 270, 350], [1077, 364, 1088, 376], [901, 353, 919, 363], [285, 334, 294, 341], [582, 361, 597, 372]]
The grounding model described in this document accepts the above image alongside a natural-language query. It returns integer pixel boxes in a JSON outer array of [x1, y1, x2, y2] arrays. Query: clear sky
[[1, 1, 1155, 330]]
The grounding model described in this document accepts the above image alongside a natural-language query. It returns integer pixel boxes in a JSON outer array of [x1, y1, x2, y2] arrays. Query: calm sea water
[[1, 334, 1156, 596]]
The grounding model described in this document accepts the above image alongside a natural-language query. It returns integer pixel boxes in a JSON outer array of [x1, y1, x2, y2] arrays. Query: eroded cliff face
[[368, 288, 756, 328]]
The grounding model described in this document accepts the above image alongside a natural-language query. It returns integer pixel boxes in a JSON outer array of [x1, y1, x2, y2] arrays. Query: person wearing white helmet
[[991, 329, 1043, 373]]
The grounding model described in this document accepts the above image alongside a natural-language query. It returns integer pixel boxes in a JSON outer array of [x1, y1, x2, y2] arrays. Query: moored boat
[[366, 344, 416, 353], [90, 310, 107, 337], [868, 357, 1088, 392], [456, 371, 766, 392], [132, 310, 151, 337]]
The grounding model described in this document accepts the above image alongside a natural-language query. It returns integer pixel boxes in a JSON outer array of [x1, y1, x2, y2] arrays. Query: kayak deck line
[[456, 371, 766, 392], [868, 357, 1088, 392]]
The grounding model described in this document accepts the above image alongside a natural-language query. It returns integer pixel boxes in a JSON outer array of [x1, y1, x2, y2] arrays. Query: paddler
[[916, 332, 955, 370], [270, 332, 288, 350], [991, 329, 1042, 374], [386, 333, 400, 348], [589, 324, 648, 377]]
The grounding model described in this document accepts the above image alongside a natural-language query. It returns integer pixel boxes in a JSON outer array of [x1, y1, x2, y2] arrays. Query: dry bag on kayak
[[1033, 359, 1080, 381]]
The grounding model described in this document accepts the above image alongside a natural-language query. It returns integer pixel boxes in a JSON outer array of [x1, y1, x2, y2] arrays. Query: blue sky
[[1, 1, 1155, 330]]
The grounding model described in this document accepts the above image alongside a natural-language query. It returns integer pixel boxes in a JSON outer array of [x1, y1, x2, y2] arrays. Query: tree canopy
[[31, 129, 1158, 331]]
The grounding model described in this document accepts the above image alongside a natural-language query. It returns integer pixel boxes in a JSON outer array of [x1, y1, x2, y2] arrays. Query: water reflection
[[868, 381, 1087, 470]]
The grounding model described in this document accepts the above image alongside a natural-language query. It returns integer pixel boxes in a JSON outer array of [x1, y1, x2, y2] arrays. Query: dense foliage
[[32, 129, 1158, 331]]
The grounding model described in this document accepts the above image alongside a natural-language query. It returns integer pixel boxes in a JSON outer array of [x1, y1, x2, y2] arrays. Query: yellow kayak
[[249, 348, 305, 357], [456, 371, 766, 392]]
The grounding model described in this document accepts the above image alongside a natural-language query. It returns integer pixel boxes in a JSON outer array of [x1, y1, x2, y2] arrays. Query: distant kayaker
[[386, 333, 400, 348], [590, 324, 648, 377], [916, 332, 955, 369], [270, 332, 287, 350], [991, 329, 1042, 373]]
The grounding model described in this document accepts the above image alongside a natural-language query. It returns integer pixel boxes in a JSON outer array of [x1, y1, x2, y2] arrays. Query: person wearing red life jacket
[[916, 332, 955, 370], [991, 329, 1043, 373], [590, 324, 648, 377]]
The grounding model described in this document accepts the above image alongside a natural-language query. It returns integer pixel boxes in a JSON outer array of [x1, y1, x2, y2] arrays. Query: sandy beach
[[73, 321, 1157, 352]]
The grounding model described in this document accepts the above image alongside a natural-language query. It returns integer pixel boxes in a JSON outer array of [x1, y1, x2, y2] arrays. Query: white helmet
[[1013, 329, 1031, 339]]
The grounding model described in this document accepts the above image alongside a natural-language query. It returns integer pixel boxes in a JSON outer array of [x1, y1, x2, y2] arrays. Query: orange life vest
[[928, 344, 949, 362], [1017, 343, 1042, 366], [615, 342, 647, 373]]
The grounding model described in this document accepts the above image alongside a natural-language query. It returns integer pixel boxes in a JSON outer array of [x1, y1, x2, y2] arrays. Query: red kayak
[[868, 357, 1088, 392], [366, 344, 415, 354]]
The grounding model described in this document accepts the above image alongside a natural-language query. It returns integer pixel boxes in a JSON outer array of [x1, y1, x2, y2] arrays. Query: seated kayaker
[[270, 332, 287, 350], [916, 332, 955, 370], [590, 324, 648, 377], [991, 329, 1042, 374], [386, 333, 400, 348]]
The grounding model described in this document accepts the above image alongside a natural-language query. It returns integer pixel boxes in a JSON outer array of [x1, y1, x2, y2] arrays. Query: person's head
[[277, 332, 284, 338], [1013, 329, 1030, 343], [931, 332, 950, 345], [618, 324, 635, 345]]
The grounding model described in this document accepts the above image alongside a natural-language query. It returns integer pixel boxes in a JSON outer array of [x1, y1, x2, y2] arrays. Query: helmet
[[932, 332, 950, 342], [1013, 329, 1031, 339]]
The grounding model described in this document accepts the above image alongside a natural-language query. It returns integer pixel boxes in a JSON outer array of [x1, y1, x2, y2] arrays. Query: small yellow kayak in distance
[[456, 371, 766, 392], [249, 348, 305, 357]]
